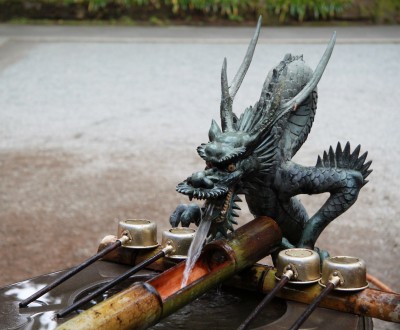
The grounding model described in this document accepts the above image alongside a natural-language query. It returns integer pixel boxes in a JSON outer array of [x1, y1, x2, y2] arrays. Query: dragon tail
[[316, 142, 372, 186]]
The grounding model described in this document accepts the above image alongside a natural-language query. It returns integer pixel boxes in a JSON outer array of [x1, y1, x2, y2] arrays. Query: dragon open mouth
[[176, 179, 240, 237], [205, 187, 240, 237], [176, 182, 229, 200]]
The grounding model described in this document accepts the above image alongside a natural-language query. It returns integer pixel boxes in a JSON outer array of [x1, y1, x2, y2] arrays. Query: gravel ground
[[0, 25, 399, 329]]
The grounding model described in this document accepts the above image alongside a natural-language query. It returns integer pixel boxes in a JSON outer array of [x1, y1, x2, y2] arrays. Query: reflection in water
[[181, 204, 214, 288], [0, 262, 138, 329], [5, 280, 61, 305], [36, 312, 58, 330], [150, 287, 287, 330]]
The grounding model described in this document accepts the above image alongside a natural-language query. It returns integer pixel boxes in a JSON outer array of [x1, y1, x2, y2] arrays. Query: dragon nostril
[[190, 172, 214, 189], [203, 177, 214, 189]]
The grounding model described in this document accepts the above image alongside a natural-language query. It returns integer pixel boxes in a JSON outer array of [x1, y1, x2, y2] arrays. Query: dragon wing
[[237, 54, 318, 160], [276, 56, 318, 159], [283, 89, 317, 158], [241, 33, 336, 160]]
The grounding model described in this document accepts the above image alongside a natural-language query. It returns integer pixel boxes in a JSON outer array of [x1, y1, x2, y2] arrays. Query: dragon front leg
[[169, 203, 202, 227], [277, 143, 372, 250]]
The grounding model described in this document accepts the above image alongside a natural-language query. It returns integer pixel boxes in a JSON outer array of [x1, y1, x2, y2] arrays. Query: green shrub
[[64, 0, 351, 21], [0, 0, 399, 23], [269, 0, 352, 23]]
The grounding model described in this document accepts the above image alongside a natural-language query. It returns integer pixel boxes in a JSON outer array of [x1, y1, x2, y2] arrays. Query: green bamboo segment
[[57, 216, 282, 330]]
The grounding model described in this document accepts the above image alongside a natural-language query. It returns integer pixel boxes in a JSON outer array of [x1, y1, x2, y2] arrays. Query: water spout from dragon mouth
[[181, 204, 214, 288]]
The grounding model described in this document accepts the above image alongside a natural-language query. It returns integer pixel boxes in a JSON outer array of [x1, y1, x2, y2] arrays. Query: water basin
[[0, 260, 369, 329]]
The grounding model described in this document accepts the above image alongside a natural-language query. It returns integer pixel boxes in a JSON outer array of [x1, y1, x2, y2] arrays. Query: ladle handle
[[237, 273, 291, 330], [57, 247, 170, 318], [289, 282, 335, 330], [19, 239, 123, 308]]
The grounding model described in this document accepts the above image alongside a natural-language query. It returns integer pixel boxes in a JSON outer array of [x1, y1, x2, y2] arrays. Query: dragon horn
[[220, 15, 262, 132], [230, 15, 262, 100], [220, 57, 234, 131], [280, 32, 336, 113]]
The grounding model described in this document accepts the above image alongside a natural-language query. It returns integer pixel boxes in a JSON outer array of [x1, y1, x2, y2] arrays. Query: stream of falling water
[[181, 204, 214, 288]]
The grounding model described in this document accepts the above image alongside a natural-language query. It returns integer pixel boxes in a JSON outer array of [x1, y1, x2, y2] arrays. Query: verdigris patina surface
[[170, 18, 372, 256]]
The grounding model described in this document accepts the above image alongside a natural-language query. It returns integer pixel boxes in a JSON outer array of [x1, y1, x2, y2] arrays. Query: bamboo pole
[[57, 216, 282, 330], [81, 221, 400, 326], [226, 264, 400, 323]]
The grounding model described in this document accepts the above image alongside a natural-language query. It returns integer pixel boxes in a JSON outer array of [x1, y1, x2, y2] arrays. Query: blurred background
[[0, 3, 399, 329], [0, 0, 399, 25]]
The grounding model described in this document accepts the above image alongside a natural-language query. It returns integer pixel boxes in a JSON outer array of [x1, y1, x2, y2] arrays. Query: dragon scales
[[169, 17, 372, 258]]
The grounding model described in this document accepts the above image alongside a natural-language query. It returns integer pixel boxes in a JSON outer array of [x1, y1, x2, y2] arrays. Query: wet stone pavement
[[0, 24, 399, 329]]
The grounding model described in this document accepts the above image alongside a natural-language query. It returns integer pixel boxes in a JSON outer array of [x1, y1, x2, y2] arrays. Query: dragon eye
[[227, 164, 236, 172]]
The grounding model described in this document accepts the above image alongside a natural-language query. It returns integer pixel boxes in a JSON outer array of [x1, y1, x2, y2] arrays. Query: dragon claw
[[169, 203, 201, 227]]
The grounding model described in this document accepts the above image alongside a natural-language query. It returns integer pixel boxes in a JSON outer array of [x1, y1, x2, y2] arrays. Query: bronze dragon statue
[[170, 18, 372, 257]]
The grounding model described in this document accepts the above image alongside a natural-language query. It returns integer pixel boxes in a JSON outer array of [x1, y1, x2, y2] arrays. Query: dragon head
[[175, 17, 336, 238], [176, 124, 263, 237], [178, 127, 257, 200], [176, 144, 248, 237]]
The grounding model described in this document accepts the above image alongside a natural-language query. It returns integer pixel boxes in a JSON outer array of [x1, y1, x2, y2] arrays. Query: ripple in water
[[181, 204, 214, 288], [149, 286, 287, 330]]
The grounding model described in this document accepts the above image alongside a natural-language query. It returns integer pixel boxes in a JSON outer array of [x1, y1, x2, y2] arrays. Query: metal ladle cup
[[276, 248, 321, 284], [161, 227, 196, 259], [238, 248, 321, 330], [118, 219, 159, 249], [319, 256, 368, 291], [289, 255, 368, 330]]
